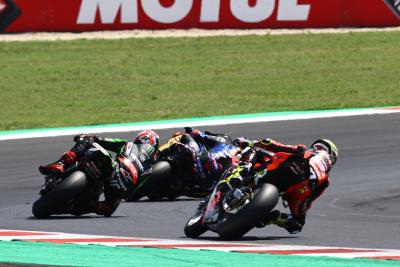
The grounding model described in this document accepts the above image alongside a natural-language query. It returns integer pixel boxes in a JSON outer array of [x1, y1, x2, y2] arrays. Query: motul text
[[77, 0, 311, 24]]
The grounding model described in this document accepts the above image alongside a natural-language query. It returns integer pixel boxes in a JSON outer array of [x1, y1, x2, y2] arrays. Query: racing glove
[[233, 137, 253, 149], [73, 134, 98, 143]]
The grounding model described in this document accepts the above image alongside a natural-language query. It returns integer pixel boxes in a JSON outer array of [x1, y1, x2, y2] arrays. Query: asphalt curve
[[0, 113, 399, 249]]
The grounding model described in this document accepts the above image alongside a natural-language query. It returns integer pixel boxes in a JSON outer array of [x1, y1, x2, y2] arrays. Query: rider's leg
[[38, 151, 77, 175], [39, 138, 91, 175]]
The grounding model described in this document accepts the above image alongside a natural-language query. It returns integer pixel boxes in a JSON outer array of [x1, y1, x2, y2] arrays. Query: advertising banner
[[1, 0, 400, 33]]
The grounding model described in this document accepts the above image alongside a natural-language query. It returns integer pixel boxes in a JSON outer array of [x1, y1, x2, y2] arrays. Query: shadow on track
[[182, 235, 298, 242], [26, 215, 127, 220], [128, 198, 201, 203]]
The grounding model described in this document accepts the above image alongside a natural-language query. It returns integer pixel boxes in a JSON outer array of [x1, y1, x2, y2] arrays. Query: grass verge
[[1, 31, 399, 130]]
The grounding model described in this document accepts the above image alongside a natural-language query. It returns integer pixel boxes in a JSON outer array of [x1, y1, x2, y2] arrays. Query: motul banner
[[1, 0, 400, 33]]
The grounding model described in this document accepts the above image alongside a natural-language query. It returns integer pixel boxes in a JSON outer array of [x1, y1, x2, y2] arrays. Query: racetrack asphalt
[[0, 113, 399, 249]]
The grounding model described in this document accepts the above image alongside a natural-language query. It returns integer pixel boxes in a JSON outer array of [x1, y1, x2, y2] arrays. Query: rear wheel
[[126, 161, 173, 202], [32, 171, 88, 218]]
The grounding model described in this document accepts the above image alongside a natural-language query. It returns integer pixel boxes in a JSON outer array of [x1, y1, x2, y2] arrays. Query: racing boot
[[95, 200, 121, 217], [39, 151, 77, 175], [254, 210, 281, 228], [255, 210, 303, 234]]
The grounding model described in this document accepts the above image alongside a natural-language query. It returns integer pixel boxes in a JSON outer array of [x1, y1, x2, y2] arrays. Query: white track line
[[1, 107, 400, 141]]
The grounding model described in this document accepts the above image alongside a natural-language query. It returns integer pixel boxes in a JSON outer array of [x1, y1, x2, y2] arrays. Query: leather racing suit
[[186, 128, 240, 188]]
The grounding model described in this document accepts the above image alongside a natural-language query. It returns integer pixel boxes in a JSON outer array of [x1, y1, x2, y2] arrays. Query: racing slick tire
[[32, 171, 88, 218], [126, 161, 172, 202], [184, 214, 208, 238], [217, 183, 279, 240]]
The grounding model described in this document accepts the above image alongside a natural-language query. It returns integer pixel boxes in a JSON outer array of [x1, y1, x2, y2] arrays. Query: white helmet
[[311, 139, 339, 165]]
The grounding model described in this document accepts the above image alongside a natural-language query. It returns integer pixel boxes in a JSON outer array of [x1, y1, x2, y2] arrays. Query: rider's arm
[[73, 134, 128, 153], [254, 138, 306, 156], [95, 137, 128, 153], [187, 128, 227, 147]]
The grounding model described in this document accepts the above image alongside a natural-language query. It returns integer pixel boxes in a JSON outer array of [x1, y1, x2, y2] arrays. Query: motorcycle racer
[[233, 137, 338, 234], [39, 130, 160, 216], [182, 127, 240, 188]]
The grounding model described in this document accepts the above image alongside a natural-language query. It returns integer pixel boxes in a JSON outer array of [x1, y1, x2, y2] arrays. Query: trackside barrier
[[1, 0, 400, 33]]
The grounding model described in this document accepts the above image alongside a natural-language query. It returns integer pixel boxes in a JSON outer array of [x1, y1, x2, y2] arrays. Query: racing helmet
[[134, 130, 160, 151], [311, 139, 339, 165]]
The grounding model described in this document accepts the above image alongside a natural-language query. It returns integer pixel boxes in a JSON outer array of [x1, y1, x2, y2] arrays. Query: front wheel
[[217, 183, 279, 240], [32, 171, 88, 218], [184, 214, 208, 238]]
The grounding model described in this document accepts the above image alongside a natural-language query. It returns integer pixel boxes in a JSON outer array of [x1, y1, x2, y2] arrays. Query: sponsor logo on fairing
[[130, 154, 145, 173], [135, 159, 144, 172], [77, 0, 311, 25], [384, 0, 400, 18], [129, 153, 144, 173], [118, 156, 139, 185]]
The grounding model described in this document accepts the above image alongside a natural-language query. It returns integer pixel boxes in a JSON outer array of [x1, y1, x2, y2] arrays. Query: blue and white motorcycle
[[126, 131, 240, 201]]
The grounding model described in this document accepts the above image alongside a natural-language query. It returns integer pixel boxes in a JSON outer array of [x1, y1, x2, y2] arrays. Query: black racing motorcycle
[[32, 143, 115, 218], [184, 164, 280, 240], [126, 131, 238, 201]]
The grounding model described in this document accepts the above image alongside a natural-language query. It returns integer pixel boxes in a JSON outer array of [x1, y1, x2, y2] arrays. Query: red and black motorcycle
[[184, 148, 310, 239]]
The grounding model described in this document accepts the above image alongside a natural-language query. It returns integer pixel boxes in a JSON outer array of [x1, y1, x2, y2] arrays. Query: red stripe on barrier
[[235, 249, 379, 254]]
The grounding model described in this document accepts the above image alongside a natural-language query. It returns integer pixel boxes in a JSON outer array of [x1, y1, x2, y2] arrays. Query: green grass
[[1, 32, 400, 131]]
